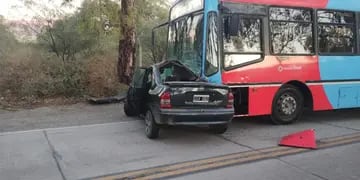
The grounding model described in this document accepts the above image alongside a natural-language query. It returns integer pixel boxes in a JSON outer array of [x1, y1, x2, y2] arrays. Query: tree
[[31, 0, 120, 61], [117, 0, 169, 84], [76, 0, 121, 53], [135, 0, 169, 65], [37, 16, 95, 62], [118, 0, 136, 85]]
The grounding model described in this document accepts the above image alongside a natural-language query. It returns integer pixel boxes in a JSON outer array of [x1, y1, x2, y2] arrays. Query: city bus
[[153, 0, 360, 124]]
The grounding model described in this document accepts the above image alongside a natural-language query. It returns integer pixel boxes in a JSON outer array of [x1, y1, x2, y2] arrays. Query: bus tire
[[271, 85, 304, 125]]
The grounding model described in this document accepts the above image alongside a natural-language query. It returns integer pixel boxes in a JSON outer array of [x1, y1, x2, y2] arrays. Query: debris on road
[[87, 94, 126, 105], [279, 129, 317, 149]]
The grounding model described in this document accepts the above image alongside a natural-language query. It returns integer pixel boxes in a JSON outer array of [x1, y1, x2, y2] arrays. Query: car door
[[127, 68, 147, 114]]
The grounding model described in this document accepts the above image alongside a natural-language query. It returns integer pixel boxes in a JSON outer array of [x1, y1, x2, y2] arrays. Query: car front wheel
[[145, 110, 160, 139]]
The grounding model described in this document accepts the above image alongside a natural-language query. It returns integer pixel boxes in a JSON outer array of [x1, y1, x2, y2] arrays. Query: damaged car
[[124, 61, 234, 139]]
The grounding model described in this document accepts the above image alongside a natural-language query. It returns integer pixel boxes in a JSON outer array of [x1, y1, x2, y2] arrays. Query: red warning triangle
[[279, 129, 317, 149]]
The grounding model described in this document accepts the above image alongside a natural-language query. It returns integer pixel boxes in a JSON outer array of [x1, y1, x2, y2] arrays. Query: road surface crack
[[316, 121, 360, 132], [276, 158, 329, 180], [216, 135, 257, 151], [43, 130, 67, 180]]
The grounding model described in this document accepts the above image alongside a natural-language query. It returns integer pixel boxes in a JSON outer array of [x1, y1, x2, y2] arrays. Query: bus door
[[204, 11, 222, 84]]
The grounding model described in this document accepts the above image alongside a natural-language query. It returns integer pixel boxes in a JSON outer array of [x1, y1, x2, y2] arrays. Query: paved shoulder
[[0, 131, 63, 180], [0, 103, 129, 133], [174, 143, 360, 180]]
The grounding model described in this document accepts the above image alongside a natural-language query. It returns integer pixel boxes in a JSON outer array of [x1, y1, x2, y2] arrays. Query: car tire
[[124, 100, 137, 117], [145, 110, 160, 139], [271, 85, 304, 125], [210, 124, 228, 134]]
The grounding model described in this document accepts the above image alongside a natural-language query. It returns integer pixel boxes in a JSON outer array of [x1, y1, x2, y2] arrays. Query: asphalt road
[[0, 103, 129, 133], [173, 143, 360, 180], [0, 103, 360, 180]]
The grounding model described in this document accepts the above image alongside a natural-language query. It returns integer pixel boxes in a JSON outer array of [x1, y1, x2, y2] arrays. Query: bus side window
[[223, 15, 263, 69], [269, 7, 314, 55], [317, 10, 355, 54]]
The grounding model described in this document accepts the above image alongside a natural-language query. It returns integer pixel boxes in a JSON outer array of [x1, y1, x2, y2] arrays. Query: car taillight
[[227, 91, 234, 109], [160, 91, 172, 109]]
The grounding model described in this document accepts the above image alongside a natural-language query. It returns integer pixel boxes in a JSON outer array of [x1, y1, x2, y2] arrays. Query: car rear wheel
[[271, 85, 304, 125], [145, 110, 160, 139], [209, 124, 228, 134]]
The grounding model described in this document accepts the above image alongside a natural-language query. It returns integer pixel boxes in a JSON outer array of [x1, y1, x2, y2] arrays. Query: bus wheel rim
[[278, 93, 297, 116]]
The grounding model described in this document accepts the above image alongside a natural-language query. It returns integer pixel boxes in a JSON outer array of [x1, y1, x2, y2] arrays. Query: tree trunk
[[118, 0, 136, 85]]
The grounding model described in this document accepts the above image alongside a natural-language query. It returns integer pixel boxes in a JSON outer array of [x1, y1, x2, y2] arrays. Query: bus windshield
[[167, 13, 204, 76]]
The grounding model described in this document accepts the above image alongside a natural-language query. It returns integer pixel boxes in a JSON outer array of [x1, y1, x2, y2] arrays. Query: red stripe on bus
[[222, 56, 320, 84], [248, 86, 279, 116], [308, 85, 333, 111], [223, 56, 334, 116]]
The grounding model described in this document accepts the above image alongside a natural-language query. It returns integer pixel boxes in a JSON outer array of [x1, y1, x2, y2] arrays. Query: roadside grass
[[0, 46, 127, 110], [85, 51, 128, 98]]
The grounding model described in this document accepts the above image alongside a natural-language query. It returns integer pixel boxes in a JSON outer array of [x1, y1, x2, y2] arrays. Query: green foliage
[[76, 0, 121, 53], [135, 0, 170, 66], [37, 0, 121, 60], [0, 0, 171, 105], [35, 0, 169, 65], [0, 16, 18, 59], [38, 17, 90, 61]]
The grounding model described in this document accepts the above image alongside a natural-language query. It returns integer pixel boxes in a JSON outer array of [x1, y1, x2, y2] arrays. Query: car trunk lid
[[164, 82, 230, 108]]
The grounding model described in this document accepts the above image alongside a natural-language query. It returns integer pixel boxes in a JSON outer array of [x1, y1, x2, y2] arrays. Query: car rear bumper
[[158, 108, 234, 125]]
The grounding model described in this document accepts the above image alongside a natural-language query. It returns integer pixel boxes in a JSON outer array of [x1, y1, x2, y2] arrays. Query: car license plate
[[193, 95, 210, 103]]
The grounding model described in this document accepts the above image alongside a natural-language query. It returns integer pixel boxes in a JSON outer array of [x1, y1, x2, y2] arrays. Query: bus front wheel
[[271, 85, 304, 125]]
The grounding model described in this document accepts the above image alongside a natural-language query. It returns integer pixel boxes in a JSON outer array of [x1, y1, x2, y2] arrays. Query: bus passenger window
[[317, 10, 355, 54], [269, 7, 314, 55], [223, 15, 262, 69], [223, 17, 261, 53]]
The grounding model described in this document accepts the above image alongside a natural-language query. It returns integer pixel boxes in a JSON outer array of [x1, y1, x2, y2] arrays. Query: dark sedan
[[124, 61, 234, 139]]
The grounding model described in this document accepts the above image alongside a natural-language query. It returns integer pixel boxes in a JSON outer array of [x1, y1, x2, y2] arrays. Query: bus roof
[[220, 0, 360, 11]]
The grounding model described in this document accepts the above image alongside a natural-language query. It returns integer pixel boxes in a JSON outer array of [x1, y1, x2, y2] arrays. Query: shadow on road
[[145, 109, 360, 140]]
